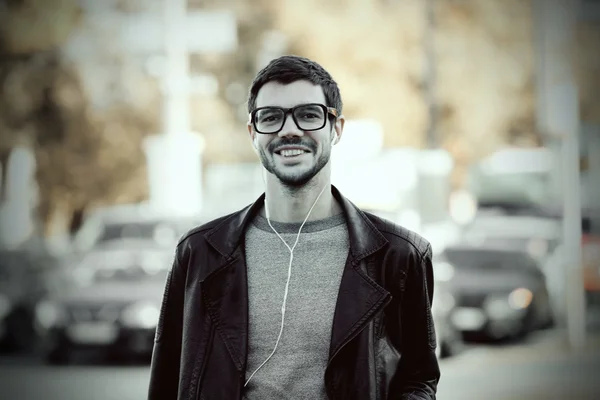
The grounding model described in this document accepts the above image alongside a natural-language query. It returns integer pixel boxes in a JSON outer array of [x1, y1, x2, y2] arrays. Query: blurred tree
[[575, 20, 600, 125], [188, 0, 280, 164], [275, 0, 430, 149], [433, 0, 538, 187], [1, 0, 598, 240], [0, 0, 156, 240], [0, 0, 81, 55]]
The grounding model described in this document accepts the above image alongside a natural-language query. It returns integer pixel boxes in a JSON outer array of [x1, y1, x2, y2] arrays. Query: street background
[[1, 0, 599, 399]]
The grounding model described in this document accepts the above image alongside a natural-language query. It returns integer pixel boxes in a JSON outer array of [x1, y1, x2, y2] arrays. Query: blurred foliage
[[188, 0, 280, 163], [575, 20, 600, 125], [0, 0, 154, 235], [0, 0, 82, 55], [0, 0, 598, 238], [235, 0, 541, 186]]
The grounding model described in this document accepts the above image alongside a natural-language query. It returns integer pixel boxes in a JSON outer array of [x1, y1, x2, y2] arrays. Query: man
[[148, 55, 440, 400]]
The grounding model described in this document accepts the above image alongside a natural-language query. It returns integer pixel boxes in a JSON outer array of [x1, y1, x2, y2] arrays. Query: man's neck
[[263, 180, 341, 224]]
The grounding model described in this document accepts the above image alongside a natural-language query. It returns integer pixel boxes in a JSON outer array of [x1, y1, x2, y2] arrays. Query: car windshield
[[90, 265, 168, 283], [463, 217, 561, 258], [472, 236, 559, 259], [441, 248, 537, 271], [96, 221, 182, 245], [73, 210, 201, 252]]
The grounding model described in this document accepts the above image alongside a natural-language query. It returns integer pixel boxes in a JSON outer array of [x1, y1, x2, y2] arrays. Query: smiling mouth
[[276, 149, 309, 157]]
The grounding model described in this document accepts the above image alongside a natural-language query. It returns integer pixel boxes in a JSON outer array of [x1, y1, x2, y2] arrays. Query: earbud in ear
[[253, 135, 259, 150], [331, 132, 339, 145]]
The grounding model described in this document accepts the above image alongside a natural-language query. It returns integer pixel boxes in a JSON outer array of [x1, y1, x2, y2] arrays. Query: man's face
[[248, 80, 343, 187]]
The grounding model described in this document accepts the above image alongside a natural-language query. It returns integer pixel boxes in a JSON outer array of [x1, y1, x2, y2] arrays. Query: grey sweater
[[243, 212, 349, 400]]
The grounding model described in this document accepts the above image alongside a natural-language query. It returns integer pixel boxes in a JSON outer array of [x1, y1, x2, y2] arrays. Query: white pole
[[163, 0, 190, 136], [555, 84, 586, 351], [143, 0, 204, 217], [424, 0, 437, 149], [534, 0, 586, 350], [0, 147, 37, 249]]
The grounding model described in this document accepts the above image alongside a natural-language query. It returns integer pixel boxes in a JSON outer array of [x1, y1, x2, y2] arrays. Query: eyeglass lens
[[255, 104, 326, 133]]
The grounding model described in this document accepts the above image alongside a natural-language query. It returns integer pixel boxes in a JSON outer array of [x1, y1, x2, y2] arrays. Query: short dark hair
[[247, 55, 343, 115]]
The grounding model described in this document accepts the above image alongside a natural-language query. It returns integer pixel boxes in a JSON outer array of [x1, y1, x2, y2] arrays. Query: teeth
[[280, 149, 304, 157]]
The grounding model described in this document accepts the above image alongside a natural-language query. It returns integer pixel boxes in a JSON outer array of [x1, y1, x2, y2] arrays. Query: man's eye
[[299, 113, 319, 119], [260, 115, 281, 123]]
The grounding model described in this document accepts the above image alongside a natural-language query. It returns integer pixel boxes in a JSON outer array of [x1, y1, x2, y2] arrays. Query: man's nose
[[278, 114, 304, 138]]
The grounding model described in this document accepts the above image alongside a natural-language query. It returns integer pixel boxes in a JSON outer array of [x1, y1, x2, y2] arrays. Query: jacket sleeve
[[147, 247, 185, 400], [392, 243, 441, 399]]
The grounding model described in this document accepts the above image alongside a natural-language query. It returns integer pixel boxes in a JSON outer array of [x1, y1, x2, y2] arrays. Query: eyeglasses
[[249, 103, 339, 134]]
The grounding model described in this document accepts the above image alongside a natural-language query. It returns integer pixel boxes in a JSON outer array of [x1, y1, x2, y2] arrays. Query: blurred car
[[582, 211, 600, 307], [461, 214, 564, 318], [0, 245, 60, 353], [432, 281, 463, 358], [434, 245, 553, 341], [71, 206, 202, 253], [35, 240, 172, 364], [461, 214, 562, 265]]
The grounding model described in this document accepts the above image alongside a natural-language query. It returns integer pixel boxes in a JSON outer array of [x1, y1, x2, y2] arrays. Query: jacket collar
[[205, 185, 388, 262]]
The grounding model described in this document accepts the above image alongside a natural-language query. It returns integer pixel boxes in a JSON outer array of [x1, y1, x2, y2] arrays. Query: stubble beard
[[258, 147, 330, 189]]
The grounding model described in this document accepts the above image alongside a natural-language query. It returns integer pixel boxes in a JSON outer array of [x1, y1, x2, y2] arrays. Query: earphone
[[245, 129, 338, 386], [244, 168, 328, 388], [331, 131, 339, 145]]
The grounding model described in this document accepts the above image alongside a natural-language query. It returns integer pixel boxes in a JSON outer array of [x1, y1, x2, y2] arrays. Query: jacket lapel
[[327, 258, 392, 360], [200, 194, 265, 372], [200, 249, 248, 372], [327, 187, 392, 361]]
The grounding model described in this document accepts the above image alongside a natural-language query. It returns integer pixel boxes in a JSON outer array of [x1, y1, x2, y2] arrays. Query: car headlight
[[434, 262, 455, 282], [432, 291, 455, 317], [484, 288, 533, 319], [120, 302, 160, 329], [508, 288, 533, 310], [35, 300, 67, 329], [0, 294, 12, 320], [139, 252, 168, 275]]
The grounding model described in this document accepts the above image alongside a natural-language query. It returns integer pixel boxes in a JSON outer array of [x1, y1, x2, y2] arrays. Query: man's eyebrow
[[257, 102, 323, 108]]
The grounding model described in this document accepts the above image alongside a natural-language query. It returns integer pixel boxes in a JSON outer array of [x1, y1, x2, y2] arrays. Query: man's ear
[[333, 115, 345, 145], [248, 123, 258, 150]]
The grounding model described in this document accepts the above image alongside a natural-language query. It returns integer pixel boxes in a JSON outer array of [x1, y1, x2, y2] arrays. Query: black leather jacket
[[148, 187, 440, 399]]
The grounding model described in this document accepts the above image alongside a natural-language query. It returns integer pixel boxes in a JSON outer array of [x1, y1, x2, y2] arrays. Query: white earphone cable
[[244, 177, 328, 387]]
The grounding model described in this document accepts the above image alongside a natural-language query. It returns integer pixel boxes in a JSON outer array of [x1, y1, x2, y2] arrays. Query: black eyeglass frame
[[249, 103, 339, 134]]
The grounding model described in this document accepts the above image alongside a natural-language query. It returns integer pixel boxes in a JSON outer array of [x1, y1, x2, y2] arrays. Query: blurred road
[[0, 328, 598, 400], [438, 328, 600, 399]]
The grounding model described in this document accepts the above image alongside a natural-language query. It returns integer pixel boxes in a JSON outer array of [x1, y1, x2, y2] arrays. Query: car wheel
[[46, 347, 71, 365], [440, 340, 455, 358], [1, 308, 38, 354]]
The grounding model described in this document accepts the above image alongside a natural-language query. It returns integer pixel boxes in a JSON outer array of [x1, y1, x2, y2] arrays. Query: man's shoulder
[[176, 210, 240, 246], [362, 210, 431, 259]]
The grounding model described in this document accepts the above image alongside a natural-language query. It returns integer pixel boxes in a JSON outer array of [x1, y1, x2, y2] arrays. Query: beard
[[258, 136, 330, 188]]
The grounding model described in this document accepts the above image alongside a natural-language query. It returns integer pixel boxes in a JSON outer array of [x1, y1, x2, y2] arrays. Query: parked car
[[71, 207, 202, 253], [432, 281, 463, 358], [461, 214, 562, 265], [0, 245, 59, 353], [434, 245, 553, 341], [582, 211, 600, 307], [35, 239, 172, 364]]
